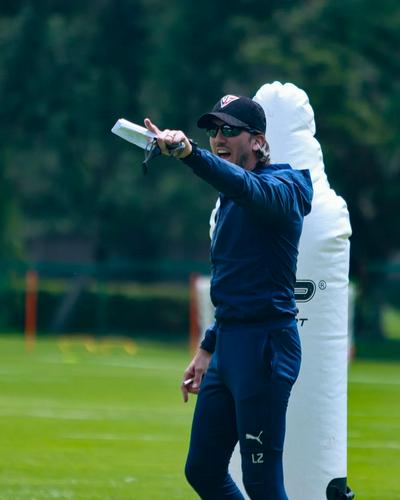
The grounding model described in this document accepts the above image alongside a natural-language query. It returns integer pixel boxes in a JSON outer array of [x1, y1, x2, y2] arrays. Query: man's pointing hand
[[144, 118, 192, 158]]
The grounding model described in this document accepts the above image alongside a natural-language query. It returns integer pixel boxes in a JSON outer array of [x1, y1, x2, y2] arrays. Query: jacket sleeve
[[182, 146, 312, 219], [200, 321, 217, 353]]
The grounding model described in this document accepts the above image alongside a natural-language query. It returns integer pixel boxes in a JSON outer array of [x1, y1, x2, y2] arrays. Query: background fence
[[0, 259, 213, 340], [1, 259, 399, 351]]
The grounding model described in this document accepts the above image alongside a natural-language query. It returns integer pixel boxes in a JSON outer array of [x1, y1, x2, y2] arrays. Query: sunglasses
[[206, 124, 258, 138]]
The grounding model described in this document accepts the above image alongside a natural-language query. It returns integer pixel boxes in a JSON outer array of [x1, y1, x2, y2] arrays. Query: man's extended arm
[[144, 118, 311, 221], [182, 146, 312, 219]]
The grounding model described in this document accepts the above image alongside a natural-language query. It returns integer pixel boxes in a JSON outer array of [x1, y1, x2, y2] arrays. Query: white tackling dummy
[[207, 82, 352, 499]]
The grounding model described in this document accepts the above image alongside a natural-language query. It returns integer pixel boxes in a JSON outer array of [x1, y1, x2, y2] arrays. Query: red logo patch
[[220, 95, 239, 108]]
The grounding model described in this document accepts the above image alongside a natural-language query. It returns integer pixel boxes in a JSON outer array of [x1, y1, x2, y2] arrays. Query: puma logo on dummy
[[245, 431, 263, 445]]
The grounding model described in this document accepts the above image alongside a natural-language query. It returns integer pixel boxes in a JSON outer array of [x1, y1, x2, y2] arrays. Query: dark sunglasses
[[206, 124, 258, 138]]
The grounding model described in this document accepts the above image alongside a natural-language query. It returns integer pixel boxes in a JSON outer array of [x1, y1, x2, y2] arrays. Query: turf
[[0, 335, 399, 499], [0, 335, 197, 500], [348, 361, 400, 499]]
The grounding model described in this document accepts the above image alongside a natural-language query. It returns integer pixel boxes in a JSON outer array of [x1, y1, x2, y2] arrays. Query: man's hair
[[256, 139, 271, 165]]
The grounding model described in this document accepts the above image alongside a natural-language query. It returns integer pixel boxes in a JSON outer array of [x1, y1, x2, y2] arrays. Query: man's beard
[[238, 152, 251, 170]]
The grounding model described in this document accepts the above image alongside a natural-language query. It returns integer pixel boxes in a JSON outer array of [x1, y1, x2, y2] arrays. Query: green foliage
[[234, 0, 400, 265], [0, 1, 399, 337], [384, 307, 400, 341]]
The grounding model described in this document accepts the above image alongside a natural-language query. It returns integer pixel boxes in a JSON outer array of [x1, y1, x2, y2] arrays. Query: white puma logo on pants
[[245, 431, 263, 445]]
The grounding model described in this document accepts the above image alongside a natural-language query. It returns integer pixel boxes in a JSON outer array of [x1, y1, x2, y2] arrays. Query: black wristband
[[184, 141, 199, 158]]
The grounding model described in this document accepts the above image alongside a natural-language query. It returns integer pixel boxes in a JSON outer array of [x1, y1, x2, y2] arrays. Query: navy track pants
[[185, 320, 301, 500]]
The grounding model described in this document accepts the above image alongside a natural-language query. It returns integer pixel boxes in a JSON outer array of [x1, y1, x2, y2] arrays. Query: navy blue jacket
[[182, 146, 313, 353]]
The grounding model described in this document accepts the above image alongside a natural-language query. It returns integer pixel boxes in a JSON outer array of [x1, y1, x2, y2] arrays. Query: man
[[145, 94, 313, 499]]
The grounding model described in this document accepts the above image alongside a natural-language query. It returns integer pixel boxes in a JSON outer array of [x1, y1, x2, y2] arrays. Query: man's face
[[208, 119, 262, 171]]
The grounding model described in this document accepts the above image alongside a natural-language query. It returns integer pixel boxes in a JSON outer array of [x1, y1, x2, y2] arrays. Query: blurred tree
[[1, 1, 149, 260], [0, 0, 399, 336], [233, 0, 400, 337]]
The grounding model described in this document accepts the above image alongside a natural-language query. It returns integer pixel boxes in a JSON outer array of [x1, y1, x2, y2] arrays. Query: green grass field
[[0, 335, 399, 500]]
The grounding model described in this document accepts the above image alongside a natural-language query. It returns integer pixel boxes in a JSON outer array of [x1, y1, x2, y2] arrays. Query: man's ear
[[252, 134, 266, 151]]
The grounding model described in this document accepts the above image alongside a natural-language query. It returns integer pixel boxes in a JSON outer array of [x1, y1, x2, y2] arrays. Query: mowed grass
[[0, 335, 399, 499], [0, 335, 197, 500], [348, 360, 400, 499]]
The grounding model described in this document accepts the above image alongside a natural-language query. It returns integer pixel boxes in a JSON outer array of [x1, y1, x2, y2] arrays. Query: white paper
[[111, 119, 156, 149]]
